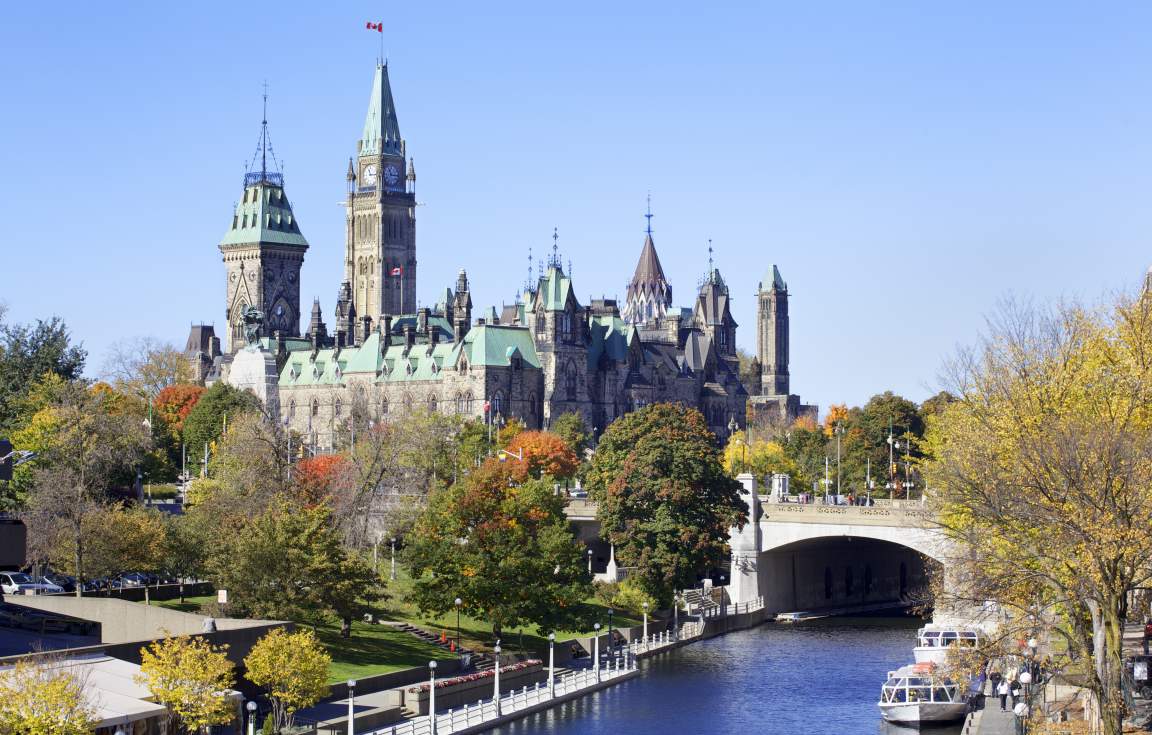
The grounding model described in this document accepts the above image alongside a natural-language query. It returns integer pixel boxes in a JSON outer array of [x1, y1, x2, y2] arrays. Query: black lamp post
[[454, 597, 463, 651]]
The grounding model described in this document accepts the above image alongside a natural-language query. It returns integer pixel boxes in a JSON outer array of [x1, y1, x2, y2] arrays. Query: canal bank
[[483, 617, 944, 735]]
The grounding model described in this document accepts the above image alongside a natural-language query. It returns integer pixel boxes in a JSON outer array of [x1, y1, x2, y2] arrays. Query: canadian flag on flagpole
[[390, 266, 403, 276], [366, 21, 383, 32], [483, 401, 491, 414]]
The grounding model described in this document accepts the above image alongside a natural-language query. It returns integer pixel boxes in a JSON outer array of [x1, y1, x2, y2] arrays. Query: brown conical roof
[[623, 234, 673, 325]]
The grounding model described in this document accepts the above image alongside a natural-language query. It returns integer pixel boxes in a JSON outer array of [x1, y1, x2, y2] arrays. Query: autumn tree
[[160, 513, 208, 602], [0, 656, 97, 735], [137, 634, 236, 734], [503, 430, 579, 481], [101, 336, 192, 399], [405, 459, 590, 638], [23, 381, 149, 592], [722, 431, 800, 486], [294, 454, 346, 507], [584, 403, 745, 605], [155, 383, 206, 438], [925, 295, 1152, 735], [244, 628, 330, 733]]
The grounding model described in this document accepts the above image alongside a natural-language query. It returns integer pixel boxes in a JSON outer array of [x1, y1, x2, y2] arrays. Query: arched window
[[311, 399, 320, 417], [334, 399, 342, 418], [565, 361, 578, 401], [288, 400, 296, 420], [535, 310, 545, 334], [381, 397, 389, 416], [464, 392, 474, 414], [492, 392, 504, 416], [428, 396, 437, 413]]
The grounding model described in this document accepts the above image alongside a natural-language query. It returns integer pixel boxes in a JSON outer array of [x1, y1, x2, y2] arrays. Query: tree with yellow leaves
[[722, 431, 800, 484], [244, 628, 331, 733], [136, 634, 236, 734], [926, 294, 1152, 735], [0, 656, 97, 735]]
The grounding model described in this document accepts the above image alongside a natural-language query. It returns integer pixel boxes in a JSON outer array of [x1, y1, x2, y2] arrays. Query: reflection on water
[[487, 617, 962, 735]]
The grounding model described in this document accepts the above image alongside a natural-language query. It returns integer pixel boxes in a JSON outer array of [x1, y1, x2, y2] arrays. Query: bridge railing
[[764, 494, 926, 509]]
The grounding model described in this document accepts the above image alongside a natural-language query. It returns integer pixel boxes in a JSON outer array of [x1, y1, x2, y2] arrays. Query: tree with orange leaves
[[155, 384, 206, 437], [822, 403, 849, 436], [294, 454, 346, 507], [503, 431, 579, 481]]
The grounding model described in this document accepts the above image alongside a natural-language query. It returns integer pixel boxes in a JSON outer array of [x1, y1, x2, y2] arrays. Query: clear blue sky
[[3, 2, 1151, 411]]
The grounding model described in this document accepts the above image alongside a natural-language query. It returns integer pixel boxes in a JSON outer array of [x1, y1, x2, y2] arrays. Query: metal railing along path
[[367, 659, 638, 735]]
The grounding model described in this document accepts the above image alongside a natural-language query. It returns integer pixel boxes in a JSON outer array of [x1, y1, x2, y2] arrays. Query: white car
[[0, 572, 64, 595]]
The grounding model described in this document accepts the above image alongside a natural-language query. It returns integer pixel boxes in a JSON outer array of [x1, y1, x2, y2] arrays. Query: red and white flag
[[390, 266, 403, 276], [483, 401, 491, 413], [366, 21, 383, 32]]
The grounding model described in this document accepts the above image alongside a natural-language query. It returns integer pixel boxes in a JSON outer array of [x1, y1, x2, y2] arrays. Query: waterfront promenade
[[363, 629, 690, 735]]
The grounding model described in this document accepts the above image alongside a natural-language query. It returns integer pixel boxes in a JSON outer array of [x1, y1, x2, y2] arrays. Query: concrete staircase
[[391, 622, 495, 672]]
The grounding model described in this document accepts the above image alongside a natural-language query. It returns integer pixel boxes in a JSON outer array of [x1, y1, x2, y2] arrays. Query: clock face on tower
[[362, 164, 378, 186], [383, 164, 400, 186]]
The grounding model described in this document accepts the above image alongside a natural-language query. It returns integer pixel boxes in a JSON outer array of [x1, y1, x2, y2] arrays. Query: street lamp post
[[428, 661, 437, 735], [673, 592, 680, 640], [607, 608, 615, 661], [390, 537, 397, 581], [718, 574, 726, 616], [592, 623, 601, 681], [246, 700, 257, 735], [834, 423, 845, 497], [346, 679, 356, 735], [493, 642, 502, 716], [548, 632, 556, 698], [454, 597, 463, 651], [587, 548, 593, 575], [642, 601, 649, 642]]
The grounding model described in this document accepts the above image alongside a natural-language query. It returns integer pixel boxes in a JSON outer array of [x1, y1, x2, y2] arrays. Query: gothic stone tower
[[757, 265, 789, 396], [219, 111, 309, 352], [345, 62, 417, 327]]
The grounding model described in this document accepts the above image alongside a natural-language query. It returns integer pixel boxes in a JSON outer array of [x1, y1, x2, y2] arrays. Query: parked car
[[38, 572, 75, 593], [0, 572, 64, 595], [117, 572, 151, 588]]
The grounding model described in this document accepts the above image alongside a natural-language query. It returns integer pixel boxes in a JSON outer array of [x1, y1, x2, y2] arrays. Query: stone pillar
[[728, 473, 763, 604], [227, 345, 281, 424]]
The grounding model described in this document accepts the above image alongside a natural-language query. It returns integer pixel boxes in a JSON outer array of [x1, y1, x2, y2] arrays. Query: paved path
[[975, 697, 1019, 735]]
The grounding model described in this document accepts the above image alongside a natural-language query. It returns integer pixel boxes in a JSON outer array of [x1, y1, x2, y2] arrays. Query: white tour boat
[[913, 625, 984, 665], [878, 662, 969, 724]]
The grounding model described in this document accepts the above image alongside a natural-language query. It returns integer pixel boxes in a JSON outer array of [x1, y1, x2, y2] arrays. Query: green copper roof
[[587, 314, 629, 369], [536, 266, 576, 311], [361, 63, 403, 157], [220, 183, 309, 248], [462, 325, 541, 369]]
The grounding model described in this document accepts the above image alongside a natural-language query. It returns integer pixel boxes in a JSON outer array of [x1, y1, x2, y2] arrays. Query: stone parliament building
[[185, 62, 815, 448]]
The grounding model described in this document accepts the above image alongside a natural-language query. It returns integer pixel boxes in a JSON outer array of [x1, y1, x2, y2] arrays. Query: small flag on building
[[366, 21, 383, 32], [483, 401, 491, 413], [390, 266, 403, 276]]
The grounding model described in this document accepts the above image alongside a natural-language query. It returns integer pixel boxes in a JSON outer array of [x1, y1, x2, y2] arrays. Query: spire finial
[[645, 192, 653, 236], [549, 227, 560, 268], [260, 81, 269, 179], [526, 247, 533, 291], [708, 239, 713, 273]]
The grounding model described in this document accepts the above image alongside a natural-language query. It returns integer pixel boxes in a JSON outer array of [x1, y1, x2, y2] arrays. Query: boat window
[[942, 632, 958, 645], [933, 687, 950, 702]]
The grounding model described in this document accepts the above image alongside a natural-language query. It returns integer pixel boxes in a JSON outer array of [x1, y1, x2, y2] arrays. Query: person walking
[[997, 678, 1011, 711], [1010, 678, 1021, 707]]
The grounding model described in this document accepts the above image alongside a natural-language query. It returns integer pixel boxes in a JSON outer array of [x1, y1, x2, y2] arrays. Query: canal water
[[488, 617, 963, 735]]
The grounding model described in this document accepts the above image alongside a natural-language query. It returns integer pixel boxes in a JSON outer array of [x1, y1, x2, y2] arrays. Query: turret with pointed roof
[[757, 264, 789, 396], [622, 233, 673, 325], [219, 96, 309, 352]]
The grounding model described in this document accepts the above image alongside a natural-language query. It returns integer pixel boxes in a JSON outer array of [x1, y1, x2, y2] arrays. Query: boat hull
[[879, 702, 968, 723]]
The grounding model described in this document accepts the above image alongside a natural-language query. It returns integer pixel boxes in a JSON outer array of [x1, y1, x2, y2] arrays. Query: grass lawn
[[155, 595, 452, 682], [377, 571, 644, 658]]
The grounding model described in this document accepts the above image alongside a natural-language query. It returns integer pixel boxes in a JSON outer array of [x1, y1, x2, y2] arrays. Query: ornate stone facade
[[191, 62, 824, 448]]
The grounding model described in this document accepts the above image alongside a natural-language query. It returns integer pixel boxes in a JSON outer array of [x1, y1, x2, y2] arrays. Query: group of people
[[992, 669, 1031, 734], [778, 493, 876, 506]]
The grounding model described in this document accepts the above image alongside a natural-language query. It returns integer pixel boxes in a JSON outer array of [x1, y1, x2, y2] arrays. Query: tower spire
[[245, 83, 281, 186], [261, 81, 268, 179]]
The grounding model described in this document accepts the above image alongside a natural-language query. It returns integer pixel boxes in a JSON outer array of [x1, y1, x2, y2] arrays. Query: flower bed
[[407, 660, 542, 693]]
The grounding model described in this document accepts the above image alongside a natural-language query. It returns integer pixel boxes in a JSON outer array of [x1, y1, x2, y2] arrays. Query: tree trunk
[[1089, 595, 1127, 735]]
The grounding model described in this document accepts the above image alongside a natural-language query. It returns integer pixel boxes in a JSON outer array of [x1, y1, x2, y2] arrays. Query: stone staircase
[[391, 622, 495, 671]]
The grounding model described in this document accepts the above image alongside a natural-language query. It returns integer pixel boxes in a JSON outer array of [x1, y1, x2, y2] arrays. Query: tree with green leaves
[[550, 412, 591, 457], [181, 382, 261, 463], [0, 308, 86, 433], [208, 500, 383, 633], [584, 403, 745, 605], [405, 459, 590, 639]]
